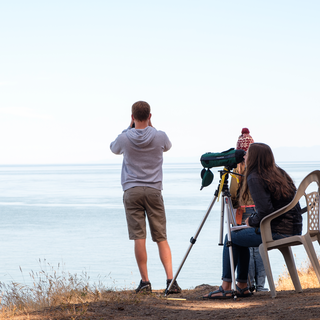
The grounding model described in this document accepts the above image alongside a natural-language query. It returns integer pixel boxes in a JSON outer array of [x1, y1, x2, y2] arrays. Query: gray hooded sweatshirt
[[110, 126, 172, 191]]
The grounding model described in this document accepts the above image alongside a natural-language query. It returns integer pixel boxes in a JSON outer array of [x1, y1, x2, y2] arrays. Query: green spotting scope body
[[200, 148, 246, 169]]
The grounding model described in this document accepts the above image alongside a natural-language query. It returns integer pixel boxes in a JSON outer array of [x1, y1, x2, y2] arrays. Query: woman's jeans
[[222, 228, 290, 283]]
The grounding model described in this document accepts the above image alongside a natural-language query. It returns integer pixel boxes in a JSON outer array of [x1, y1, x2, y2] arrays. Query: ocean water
[[0, 162, 319, 291]]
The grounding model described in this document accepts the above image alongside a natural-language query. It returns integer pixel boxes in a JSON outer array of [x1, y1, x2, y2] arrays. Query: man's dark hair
[[132, 101, 150, 121]]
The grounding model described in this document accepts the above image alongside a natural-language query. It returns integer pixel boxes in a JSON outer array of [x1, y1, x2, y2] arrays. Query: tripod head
[[213, 166, 244, 201], [213, 167, 234, 198]]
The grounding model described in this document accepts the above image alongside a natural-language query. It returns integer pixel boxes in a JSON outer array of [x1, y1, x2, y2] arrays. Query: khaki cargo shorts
[[123, 186, 167, 242]]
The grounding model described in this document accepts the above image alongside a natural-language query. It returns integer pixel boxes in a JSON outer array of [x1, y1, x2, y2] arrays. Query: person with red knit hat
[[230, 128, 255, 215], [230, 128, 267, 292], [236, 128, 254, 152]]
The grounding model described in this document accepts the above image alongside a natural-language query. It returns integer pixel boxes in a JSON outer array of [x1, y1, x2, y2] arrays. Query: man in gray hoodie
[[110, 101, 181, 294]]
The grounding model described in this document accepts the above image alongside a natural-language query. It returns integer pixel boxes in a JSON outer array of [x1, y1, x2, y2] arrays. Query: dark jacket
[[247, 171, 302, 235]]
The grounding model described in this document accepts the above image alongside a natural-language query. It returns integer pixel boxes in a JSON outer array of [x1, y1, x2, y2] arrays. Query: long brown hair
[[240, 143, 296, 204]]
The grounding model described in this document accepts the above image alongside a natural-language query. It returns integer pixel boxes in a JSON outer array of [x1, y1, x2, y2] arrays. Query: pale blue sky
[[1, 1, 319, 164]]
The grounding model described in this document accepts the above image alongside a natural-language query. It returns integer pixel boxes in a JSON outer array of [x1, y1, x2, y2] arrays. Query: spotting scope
[[200, 148, 246, 190]]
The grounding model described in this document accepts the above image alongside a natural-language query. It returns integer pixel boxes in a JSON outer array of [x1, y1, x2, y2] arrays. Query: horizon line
[[0, 160, 320, 166]]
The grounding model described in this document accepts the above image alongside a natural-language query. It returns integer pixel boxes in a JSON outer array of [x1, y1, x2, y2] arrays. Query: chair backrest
[[305, 191, 320, 236], [296, 170, 320, 201], [299, 171, 320, 237]]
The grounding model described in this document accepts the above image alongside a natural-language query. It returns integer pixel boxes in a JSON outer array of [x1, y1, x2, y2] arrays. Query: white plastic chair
[[259, 170, 320, 298]]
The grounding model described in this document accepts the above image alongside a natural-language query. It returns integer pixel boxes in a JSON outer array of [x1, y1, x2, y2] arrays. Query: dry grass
[[0, 261, 140, 319], [276, 257, 320, 291], [1, 258, 320, 319]]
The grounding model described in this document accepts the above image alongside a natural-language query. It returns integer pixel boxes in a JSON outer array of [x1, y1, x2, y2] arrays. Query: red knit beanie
[[236, 128, 254, 152]]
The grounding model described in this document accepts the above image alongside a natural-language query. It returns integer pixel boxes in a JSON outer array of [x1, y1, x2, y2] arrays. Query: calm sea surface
[[0, 162, 319, 290]]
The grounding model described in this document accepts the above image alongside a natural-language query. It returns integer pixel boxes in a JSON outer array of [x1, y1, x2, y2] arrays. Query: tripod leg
[[164, 195, 218, 296], [225, 196, 237, 299], [226, 196, 237, 226], [219, 196, 224, 245], [247, 272, 255, 292]]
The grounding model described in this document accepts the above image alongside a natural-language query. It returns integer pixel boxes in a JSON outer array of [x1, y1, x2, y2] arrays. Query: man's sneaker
[[135, 280, 152, 293], [166, 279, 182, 294]]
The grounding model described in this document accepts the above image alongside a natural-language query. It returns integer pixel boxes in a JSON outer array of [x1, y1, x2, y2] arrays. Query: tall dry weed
[[0, 260, 105, 318], [276, 257, 320, 291]]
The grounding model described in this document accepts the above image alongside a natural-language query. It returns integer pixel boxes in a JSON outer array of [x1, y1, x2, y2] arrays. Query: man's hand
[[245, 217, 250, 226]]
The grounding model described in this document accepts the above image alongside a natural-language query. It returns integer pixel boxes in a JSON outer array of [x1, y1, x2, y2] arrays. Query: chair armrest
[[260, 192, 304, 243], [260, 203, 292, 243]]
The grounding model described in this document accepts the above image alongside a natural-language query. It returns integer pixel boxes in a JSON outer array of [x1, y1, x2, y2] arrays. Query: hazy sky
[[1, 1, 319, 164]]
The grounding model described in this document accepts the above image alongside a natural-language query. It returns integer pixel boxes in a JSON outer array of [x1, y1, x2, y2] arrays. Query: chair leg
[[259, 244, 277, 298], [279, 246, 302, 293], [302, 236, 320, 284]]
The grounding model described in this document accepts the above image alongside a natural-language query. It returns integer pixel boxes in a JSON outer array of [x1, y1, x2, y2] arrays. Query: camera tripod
[[165, 167, 254, 299]]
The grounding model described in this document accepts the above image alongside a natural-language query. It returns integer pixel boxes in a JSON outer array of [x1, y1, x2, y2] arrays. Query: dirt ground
[[11, 284, 320, 320]]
